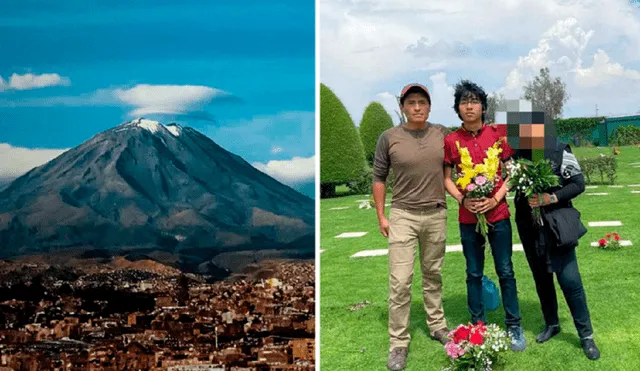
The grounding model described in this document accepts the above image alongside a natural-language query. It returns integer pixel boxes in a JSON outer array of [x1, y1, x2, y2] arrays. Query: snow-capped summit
[[165, 123, 183, 137], [127, 118, 163, 134], [133, 118, 162, 133], [115, 118, 183, 137], [0, 117, 314, 263]]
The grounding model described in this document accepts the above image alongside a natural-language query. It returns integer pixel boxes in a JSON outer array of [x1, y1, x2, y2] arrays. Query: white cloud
[[374, 73, 457, 126], [496, 17, 640, 116], [322, 0, 640, 121], [252, 156, 315, 185], [204, 111, 315, 170], [575, 49, 640, 87], [113, 84, 230, 117], [427, 73, 456, 124], [0, 73, 70, 91], [0, 84, 230, 119], [500, 17, 595, 98], [0, 143, 69, 179]]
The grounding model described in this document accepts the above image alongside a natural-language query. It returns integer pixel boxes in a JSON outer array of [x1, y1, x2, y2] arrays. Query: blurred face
[[458, 93, 483, 123], [400, 92, 430, 123], [519, 123, 545, 149]]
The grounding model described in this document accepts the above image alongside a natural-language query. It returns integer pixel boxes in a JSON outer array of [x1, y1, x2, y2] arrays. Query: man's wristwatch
[[549, 193, 558, 204]]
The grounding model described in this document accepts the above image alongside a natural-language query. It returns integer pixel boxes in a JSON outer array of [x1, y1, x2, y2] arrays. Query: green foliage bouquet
[[506, 158, 560, 226]]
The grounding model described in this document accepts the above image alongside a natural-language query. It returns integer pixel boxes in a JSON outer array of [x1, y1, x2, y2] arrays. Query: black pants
[[515, 209, 594, 339]]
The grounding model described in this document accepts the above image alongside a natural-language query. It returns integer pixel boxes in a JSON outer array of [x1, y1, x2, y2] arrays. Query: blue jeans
[[460, 219, 522, 327]]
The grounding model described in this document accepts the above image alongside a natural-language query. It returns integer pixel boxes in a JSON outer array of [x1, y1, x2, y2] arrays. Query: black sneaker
[[581, 338, 600, 360], [536, 325, 560, 343]]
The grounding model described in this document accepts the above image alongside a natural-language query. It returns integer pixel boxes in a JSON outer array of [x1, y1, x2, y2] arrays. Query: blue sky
[[321, 0, 640, 128], [0, 0, 315, 198]]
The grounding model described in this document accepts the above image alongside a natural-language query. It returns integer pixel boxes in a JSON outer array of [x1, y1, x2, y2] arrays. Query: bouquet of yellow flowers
[[455, 139, 503, 240]]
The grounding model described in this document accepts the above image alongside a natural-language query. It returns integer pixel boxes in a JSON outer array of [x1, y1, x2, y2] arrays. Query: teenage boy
[[442, 80, 526, 352]]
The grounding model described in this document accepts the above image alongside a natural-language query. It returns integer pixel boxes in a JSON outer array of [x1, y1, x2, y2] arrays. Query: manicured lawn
[[319, 146, 640, 370]]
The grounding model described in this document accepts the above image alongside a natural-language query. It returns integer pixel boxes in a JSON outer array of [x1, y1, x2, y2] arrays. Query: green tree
[[320, 83, 366, 198], [359, 102, 394, 166], [522, 67, 570, 119]]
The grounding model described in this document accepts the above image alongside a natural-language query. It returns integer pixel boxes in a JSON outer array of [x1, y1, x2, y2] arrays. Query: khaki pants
[[388, 206, 448, 350]]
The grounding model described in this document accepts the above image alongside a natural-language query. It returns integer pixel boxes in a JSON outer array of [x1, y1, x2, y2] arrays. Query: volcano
[[0, 118, 314, 271]]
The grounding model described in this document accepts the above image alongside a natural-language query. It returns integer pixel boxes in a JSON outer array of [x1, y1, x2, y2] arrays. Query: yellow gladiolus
[[473, 163, 487, 175], [455, 139, 505, 189], [453, 138, 506, 241], [456, 141, 474, 171], [456, 172, 474, 189]]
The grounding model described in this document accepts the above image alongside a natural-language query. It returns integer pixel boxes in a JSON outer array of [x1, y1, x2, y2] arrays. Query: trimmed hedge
[[320, 83, 366, 197], [578, 155, 617, 185], [359, 102, 394, 166], [347, 166, 394, 195], [554, 117, 604, 145], [610, 125, 640, 146]]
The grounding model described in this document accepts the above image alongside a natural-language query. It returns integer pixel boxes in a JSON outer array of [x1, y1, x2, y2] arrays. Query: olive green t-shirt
[[373, 123, 450, 211]]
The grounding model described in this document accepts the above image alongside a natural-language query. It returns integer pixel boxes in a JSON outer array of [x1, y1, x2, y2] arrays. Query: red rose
[[606, 233, 611, 238], [453, 326, 471, 343], [598, 238, 607, 246], [470, 331, 484, 345], [614, 235, 620, 241]]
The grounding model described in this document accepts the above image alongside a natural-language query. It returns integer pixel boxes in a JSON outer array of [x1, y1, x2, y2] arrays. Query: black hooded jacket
[[513, 139, 588, 270]]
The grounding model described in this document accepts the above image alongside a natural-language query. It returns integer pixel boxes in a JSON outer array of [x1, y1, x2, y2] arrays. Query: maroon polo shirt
[[444, 123, 514, 224]]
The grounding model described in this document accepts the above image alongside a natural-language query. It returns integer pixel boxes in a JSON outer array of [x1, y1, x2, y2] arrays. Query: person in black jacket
[[509, 109, 600, 361]]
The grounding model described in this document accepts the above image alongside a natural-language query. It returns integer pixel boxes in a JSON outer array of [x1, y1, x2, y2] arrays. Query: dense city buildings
[[0, 260, 315, 370]]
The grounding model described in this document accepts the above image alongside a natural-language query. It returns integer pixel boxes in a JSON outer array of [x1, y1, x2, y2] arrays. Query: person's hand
[[462, 197, 480, 213], [379, 217, 390, 238], [529, 193, 551, 208], [476, 197, 499, 214]]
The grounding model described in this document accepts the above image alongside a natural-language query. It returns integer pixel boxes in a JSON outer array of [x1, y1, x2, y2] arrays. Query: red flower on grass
[[597, 232, 623, 250]]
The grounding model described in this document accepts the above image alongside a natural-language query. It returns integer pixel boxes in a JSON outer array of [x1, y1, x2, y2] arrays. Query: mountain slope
[[0, 119, 314, 258]]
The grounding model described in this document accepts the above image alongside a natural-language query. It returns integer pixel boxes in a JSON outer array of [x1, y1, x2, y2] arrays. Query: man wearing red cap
[[373, 83, 451, 370]]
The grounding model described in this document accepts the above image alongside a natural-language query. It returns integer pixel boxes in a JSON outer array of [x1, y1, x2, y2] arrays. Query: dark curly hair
[[453, 80, 488, 122]]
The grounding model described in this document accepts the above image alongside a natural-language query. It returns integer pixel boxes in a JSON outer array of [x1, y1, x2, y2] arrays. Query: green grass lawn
[[320, 146, 640, 370]]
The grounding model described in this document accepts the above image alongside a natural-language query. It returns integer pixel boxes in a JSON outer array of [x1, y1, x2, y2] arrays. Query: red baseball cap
[[399, 83, 431, 105]]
